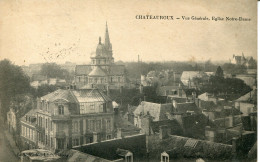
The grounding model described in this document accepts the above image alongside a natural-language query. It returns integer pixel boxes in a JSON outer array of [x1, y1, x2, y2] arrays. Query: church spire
[[104, 22, 111, 48]]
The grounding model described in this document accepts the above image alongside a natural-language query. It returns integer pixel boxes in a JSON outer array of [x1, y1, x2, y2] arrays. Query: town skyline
[[0, 0, 257, 66]]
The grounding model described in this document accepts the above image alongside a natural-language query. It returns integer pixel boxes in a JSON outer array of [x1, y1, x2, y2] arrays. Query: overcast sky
[[0, 0, 257, 66]]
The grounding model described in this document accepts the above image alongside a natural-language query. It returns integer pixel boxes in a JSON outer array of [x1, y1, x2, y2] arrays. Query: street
[[0, 120, 19, 162]]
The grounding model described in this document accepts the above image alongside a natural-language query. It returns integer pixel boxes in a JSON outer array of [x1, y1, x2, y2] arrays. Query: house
[[173, 102, 200, 114], [231, 54, 247, 65], [230, 53, 257, 68], [7, 94, 35, 146], [180, 71, 208, 88], [7, 108, 17, 134], [133, 101, 174, 128], [74, 23, 128, 90], [234, 88, 256, 115], [156, 85, 181, 97], [20, 109, 38, 150], [23, 88, 115, 152]]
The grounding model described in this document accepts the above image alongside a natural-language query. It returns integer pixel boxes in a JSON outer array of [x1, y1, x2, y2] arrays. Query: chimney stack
[[159, 125, 170, 140]]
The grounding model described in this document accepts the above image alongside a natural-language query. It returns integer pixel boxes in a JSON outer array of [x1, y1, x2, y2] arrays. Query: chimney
[[205, 126, 216, 142], [249, 112, 257, 131], [159, 125, 170, 140], [140, 115, 151, 135], [117, 128, 122, 139], [232, 137, 239, 156]]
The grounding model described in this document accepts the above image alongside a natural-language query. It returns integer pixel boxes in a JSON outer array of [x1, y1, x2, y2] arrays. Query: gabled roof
[[235, 89, 257, 103], [41, 89, 78, 103], [75, 65, 92, 75], [89, 66, 107, 76], [175, 102, 200, 114], [134, 101, 173, 121]]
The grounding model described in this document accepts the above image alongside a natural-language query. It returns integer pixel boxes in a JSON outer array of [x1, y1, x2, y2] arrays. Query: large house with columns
[[75, 23, 127, 90]]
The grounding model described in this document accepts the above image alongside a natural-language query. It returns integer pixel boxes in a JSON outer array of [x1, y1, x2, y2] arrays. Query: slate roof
[[41, 89, 78, 103], [75, 65, 92, 75], [21, 109, 37, 125], [64, 150, 112, 162], [71, 89, 112, 103], [134, 101, 173, 121], [88, 66, 107, 76], [235, 89, 257, 102], [175, 102, 200, 114], [148, 134, 233, 160]]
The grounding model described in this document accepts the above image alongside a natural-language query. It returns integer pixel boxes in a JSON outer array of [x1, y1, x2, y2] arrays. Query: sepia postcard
[[0, 0, 257, 162]]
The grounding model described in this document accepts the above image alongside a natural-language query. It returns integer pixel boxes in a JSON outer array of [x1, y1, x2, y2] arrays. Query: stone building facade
[[21, 88, 114, 152]]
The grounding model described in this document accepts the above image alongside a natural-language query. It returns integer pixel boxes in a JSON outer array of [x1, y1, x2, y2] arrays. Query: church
[[75, 23, 127, 90]]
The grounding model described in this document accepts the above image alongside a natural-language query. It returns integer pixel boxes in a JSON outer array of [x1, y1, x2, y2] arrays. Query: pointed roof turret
[[104, 22, 111, 48]]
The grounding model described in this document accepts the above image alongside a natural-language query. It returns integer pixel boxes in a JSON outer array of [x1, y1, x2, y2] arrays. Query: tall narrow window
[[106, 120, 111, 131], [58, 105, 64, 115]]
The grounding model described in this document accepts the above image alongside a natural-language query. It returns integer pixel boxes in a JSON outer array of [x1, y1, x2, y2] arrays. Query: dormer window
[[58, 105, 64, 115], [161, 152, 169, 162]]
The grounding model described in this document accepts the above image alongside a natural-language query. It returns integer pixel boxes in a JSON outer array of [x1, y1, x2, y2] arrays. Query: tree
[[40, 63, 72, 81], [202, 76, 251, 100], [30, 84, 58, 98], [0, 59, 31, 121], [222, 63, 247, 75]]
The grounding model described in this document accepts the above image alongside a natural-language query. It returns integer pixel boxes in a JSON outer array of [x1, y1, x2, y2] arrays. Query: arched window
[[58, 105, 64, 115]]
